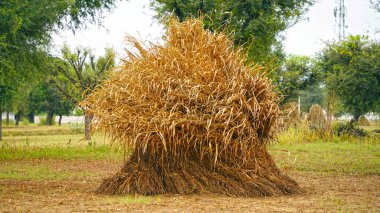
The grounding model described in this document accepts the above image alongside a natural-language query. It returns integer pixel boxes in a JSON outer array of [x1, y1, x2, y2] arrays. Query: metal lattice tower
[[334, 0, 347, 41]]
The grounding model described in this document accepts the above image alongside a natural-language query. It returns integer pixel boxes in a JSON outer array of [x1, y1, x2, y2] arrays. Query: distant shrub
[[39, 117, 46, 126], [276, 120, 324, 144], [21, 118, 29, 126], [73, 108, 84, 116], [39, 115, 56, 126], [332, 121, 367, 137]]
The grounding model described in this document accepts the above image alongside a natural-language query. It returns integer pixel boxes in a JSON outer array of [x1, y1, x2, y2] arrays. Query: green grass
[[271, 121, 380, 174], [1, 134, 111, 147], [0, 144, 125, 161], [268, 141, 380, 175], [1, 141, 378, 175], [2, 124, 83, 137], [0, 125, 124, 161], [1, 124, 380, 176], [1, 124, 112, 147], [2, 128, 80, 137], [0, 164, 78, 180]]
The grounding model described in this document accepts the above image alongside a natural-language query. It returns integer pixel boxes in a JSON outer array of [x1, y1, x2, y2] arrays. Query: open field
[[0, 125, 379, 212]]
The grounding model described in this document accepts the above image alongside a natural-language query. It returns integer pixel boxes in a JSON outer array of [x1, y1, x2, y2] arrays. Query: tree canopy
[[0, 0, 118, 139], [0, 0, 117, 85], [49, 46, 115, 138], [318, 35, 380, 119], [151, 0, 314, 63], [28, 81, 73, 125], [276, 55, 320, 104], [51, 46, 116, 105]]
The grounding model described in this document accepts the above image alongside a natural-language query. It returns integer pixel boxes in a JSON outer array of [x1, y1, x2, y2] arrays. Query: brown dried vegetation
[[358, 116, 370, 126], [307, 104, 326, 130], [279, 102, 301, 130], [81, 19, 301, 196]]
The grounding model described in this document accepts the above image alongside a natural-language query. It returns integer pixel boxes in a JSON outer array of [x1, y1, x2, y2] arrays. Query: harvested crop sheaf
[[279, 102, 301, 130], [307, 104, 326, 130], [82, 18, 301, 196], [358, 116, 370, 126]]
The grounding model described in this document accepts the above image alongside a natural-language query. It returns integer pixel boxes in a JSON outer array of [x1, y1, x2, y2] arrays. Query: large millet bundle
[[82, 19, 301, 196]]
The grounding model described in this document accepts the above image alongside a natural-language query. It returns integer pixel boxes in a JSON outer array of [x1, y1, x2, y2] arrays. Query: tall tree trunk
[[352, 114, 360, 122], [325, 92, 336, 133], [6, 111, 9, 125], [27, 112, 35, 123], [0, 111, 3, 141], [46, 111, 54, 126], [326, 112, 332, 133], [84, 113, 93, 140], [15, 111, 21, 126], [58, 114, 63, 126]]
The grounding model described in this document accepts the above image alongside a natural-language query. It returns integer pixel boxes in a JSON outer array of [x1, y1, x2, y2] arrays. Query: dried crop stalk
[[82, 18, 301, 196]]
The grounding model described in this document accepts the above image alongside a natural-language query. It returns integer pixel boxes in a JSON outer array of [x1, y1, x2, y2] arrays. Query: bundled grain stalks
[[307, 104, 326, 130], [358, 116, 370, 126], [82, 18, 301, 196], [279, 102, 301, 130]]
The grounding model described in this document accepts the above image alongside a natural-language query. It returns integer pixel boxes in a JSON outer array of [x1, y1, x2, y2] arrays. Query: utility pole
[[334, 0, 347, 41], [298, 95, 301, 116]]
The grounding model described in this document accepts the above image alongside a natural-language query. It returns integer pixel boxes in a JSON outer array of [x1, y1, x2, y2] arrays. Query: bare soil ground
[[0, 159, 379, 212]]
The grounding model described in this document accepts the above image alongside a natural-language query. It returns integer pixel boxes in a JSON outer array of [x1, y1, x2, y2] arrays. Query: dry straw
[[82, 18, 301, 196], [279, 102, 301, 130], [307, 104, 326, 130], [358, 116, 370, 126]]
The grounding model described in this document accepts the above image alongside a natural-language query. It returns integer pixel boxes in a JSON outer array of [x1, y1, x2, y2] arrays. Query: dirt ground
[[0, 159, 379, 212]]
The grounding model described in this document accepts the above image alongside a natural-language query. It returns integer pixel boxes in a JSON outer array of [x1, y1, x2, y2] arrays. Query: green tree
[[276, 55, 321, 108], [0, 0, 118, 140], [151, 0, 314, 64], [29, 81, 74, 126], [50, 46, 115, 139], [298, 84, 325, 112], [318, 35, 380, 120], [0, 0, 117, 85], [0, 86, 16, 140]]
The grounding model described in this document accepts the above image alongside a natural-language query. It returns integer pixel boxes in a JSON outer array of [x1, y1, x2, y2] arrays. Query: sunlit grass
[[275, 121, 380, 144], [1, 133, 112, 147], [2, 123, 83, 136], [0, 144, 124, 161], [1, 124, 112, 147], [0, 164, 89, 180], [1, 123, 380, 175], [268, 141, 380, 175], [271, 121, 380, 175]]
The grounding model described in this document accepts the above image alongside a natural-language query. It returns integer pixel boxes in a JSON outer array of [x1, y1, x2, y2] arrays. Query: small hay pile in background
[[307, 104, 326, 130], [279, 102, 301, 130], [358, 116, 370, 126], [82, 18, 301, 196]]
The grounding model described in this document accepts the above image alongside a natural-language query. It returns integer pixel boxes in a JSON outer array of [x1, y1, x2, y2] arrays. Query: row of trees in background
[[1, 0, 379, 140], [280, 35, 380, 122], [3, 0, 315, 140], [1, 46, 115, 140], [0, 0, 118, 140]]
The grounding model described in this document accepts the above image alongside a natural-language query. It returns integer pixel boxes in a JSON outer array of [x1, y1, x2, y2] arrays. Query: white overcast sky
[[52, 0, 380, 59]]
